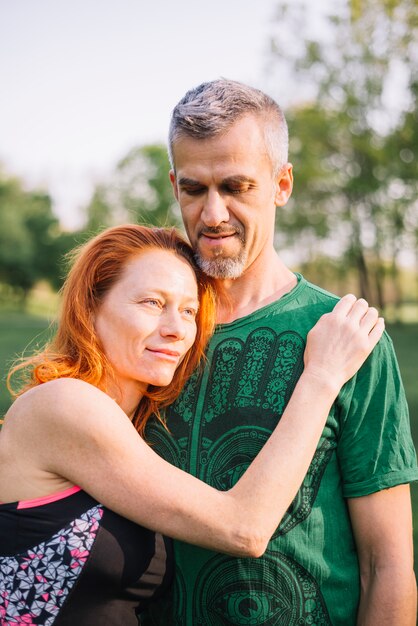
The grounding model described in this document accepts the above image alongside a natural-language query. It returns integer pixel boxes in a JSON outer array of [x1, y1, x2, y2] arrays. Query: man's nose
[[201, 190, 229, 227]]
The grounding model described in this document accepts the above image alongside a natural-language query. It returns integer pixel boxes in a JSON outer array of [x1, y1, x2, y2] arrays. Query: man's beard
[[194, 226, 247, 279], [195, 252, 247, 279]]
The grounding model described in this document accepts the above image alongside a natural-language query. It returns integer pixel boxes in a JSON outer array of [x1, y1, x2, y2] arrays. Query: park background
[[1, 0, 418, 575]]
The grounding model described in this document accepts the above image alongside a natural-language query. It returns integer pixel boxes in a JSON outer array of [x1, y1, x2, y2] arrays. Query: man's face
[[170, 114, 293, 279]]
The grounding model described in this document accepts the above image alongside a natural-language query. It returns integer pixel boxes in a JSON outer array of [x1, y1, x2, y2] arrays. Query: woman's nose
[[160, 310, 186, 340]]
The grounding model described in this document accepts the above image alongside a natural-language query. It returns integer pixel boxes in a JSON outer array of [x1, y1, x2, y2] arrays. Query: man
[[143, 79, 418, 625]]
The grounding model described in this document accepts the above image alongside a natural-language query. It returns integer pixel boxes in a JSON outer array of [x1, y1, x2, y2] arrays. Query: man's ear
[[274, 163, 293, 206], [169, 170, 179, 201]]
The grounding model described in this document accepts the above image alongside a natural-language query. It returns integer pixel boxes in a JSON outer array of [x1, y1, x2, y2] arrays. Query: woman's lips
[[146, 348, 181, 361]]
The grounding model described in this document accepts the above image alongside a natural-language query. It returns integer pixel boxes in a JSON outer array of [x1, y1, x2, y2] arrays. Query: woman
[[0, 224, 384, 625]]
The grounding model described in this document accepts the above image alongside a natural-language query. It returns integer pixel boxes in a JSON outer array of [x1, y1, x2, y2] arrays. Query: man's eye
[[225, 184, 250, 194], [182, 186, 205, 196]]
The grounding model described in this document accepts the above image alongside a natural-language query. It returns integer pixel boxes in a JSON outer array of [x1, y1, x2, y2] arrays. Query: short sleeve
[[336, 332, 418, 498]]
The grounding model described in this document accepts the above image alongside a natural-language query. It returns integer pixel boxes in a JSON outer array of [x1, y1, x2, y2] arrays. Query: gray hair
[[168, 79, 289, 175]]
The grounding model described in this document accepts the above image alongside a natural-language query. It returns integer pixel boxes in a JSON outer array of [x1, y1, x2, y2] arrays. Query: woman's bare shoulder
[[6, 378, 117, 423]]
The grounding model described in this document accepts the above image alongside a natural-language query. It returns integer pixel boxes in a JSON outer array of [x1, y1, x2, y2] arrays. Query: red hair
[[8, 224, 216, 436]]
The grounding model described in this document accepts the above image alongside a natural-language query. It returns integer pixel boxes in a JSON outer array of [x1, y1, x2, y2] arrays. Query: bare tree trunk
[[374, 262, 386, 311], [356, 249, 372, 302], [349, 206, 373, 303], [389, 245, 402, 323], [415, 237, 418, 309]]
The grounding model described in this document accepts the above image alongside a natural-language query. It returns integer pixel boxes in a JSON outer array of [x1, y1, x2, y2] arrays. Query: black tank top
[[0, 485, 173, 625]]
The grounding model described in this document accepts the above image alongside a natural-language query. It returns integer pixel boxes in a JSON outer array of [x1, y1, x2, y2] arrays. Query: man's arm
[[348, 484, 417, 625]]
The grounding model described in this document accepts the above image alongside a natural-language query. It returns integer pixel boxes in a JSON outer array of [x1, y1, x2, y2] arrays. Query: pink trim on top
[[17, 485, 82, 509]]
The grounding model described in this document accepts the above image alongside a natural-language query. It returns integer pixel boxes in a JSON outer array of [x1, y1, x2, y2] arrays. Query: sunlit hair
[[168, 78, 289, 175], [7, 224, 216, 436]]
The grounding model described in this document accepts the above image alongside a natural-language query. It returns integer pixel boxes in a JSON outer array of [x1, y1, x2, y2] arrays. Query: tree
[[0, 175, 37, 297], [84, 184, 114, 234], [0, 170, 78, 301], [385, 80, 418, 304], [269, 0, 418, 309], [84, 144, 180, 231]]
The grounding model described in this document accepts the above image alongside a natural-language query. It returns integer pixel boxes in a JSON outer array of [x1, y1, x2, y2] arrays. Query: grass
[[1, 311, 418, 573], [0, 311, 54, 415]]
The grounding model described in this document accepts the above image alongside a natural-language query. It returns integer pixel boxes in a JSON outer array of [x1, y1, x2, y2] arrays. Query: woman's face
[[94, 248, 199, 412]]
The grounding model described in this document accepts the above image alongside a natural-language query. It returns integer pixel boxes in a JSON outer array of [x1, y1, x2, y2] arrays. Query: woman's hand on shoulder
[[303, 294, 385, 391]]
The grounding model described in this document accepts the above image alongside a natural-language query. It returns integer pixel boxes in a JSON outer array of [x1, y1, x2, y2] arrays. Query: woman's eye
[[183, 308, 197, 318], [142, 299, 161, 308]]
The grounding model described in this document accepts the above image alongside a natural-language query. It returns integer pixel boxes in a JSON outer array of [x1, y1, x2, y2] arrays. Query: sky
[[0, 0, 294, 229]]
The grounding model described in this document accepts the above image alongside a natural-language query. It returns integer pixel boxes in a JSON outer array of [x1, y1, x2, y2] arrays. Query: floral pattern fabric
[[0, 505, 103, 625]]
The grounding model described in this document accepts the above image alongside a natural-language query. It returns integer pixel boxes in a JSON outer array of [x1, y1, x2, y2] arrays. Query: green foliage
[[0, 177, 35, 294], [271, 0, 418, 310], [0, 142, 179, 309], [84, 184, 114, 234], [116, 144, 179, 226], [0, 170, 83, 299], [84, 144, 179, 231]]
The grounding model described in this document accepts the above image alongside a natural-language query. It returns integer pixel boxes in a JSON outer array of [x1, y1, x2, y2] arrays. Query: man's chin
[[195, 254, 246, 279]]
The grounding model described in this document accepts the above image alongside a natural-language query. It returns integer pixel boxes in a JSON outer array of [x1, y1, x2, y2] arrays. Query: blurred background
[[1, 0, 417, 571]]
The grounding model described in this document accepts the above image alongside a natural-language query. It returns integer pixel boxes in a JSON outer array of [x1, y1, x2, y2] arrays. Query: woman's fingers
[[367, 317, 385, 347], [346, 298, 370, 324], [360, 306, 379, 331], [332, 293, 357, 316], [334, 296, 384, 338], [340, 296, 385, 344], [334, 295, 385, 357], [304, 294, 385, 386]]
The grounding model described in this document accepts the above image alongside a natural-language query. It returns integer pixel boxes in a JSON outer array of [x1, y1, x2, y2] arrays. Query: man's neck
[[214, 252, 297, 324]]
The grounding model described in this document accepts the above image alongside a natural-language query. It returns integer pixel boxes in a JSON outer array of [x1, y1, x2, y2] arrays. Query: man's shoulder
[[297, 276, 340, 310], [211, 276, 342, 339], [276, 275, 341, 320]]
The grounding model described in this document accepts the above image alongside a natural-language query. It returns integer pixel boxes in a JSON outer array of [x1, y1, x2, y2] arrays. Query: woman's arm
[[6, 295, 384, 557]]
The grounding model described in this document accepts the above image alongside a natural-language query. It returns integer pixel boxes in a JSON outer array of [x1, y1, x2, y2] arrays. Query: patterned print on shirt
[[189, 551, 331, 625]]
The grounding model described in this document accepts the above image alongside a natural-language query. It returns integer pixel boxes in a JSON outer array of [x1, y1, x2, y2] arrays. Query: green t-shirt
[[142, 275, 418, 625]]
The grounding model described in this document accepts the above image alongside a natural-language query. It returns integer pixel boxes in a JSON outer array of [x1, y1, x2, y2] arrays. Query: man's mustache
[[198, 225, 244, 239]]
